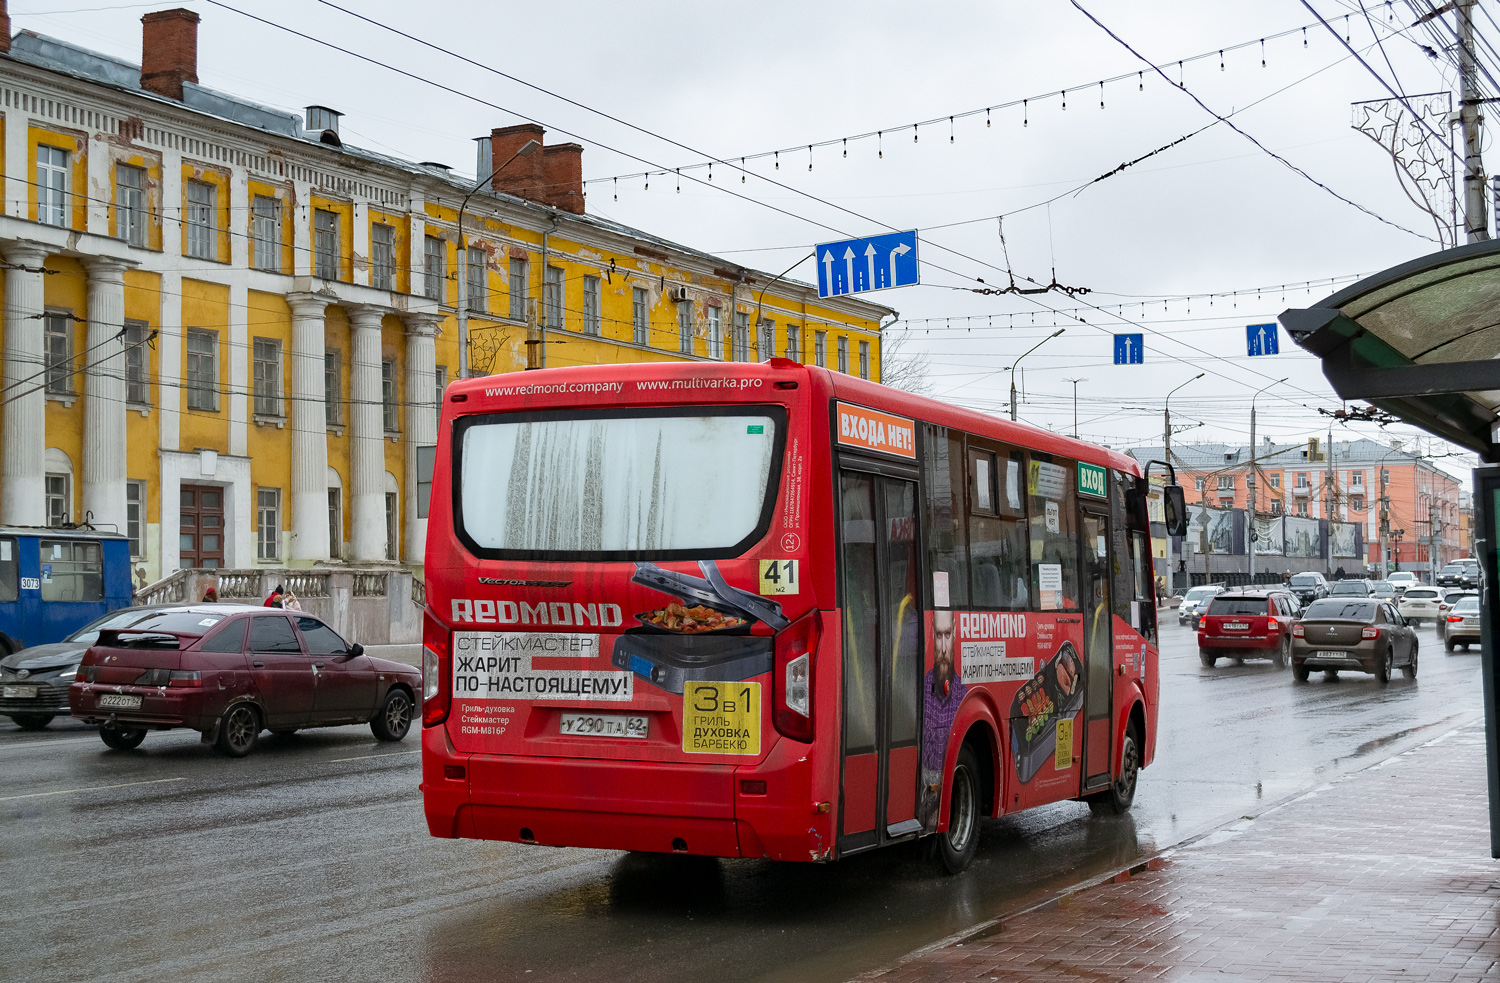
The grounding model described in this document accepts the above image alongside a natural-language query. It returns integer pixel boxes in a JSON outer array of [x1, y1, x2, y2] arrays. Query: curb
[[847, 711, 1481, 983]]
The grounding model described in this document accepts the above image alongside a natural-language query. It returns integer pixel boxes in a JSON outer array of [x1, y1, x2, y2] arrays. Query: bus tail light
[[423, 607, 451, 727], [1292, 623, 1304, 637], [773, 612, 821, 742], [1361, 626, 1380, 639]]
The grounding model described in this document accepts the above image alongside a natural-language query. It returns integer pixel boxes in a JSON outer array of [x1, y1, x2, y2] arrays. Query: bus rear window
[[456, 408, 785, 559]]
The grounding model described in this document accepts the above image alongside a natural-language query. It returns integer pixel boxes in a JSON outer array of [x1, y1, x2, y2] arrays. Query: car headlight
[[53, 665, 78, 681]]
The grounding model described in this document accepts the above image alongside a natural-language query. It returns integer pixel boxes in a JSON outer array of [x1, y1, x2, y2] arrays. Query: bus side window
[[968, 444, 1028, 610], [921, 427, 969, 609], [1027, 453, 1080, 610]]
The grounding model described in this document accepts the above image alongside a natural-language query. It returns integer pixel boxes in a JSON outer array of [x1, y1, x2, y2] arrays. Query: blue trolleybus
[[0, 527, 133, 655]]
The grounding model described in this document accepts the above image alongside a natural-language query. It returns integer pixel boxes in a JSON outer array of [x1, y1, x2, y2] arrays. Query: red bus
[[421, 359, 1167, 873]]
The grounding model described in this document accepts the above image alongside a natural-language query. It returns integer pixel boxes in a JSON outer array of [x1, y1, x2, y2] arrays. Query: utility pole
[[1325, 427, 1336, 574], [1460, 0, 1491, 242], [1379, 467, 1391, 578], [1247, 378, 1287, 585], [1163, 373, 1204, 597], [1064, 378, 1086, 438]]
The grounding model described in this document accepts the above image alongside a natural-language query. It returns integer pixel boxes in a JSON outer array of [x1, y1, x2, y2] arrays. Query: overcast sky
[[19, 0, 1489, 477]]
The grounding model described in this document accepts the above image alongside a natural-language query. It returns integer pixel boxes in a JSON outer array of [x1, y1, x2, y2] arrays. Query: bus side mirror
[[1163, 485, 1188, 537]]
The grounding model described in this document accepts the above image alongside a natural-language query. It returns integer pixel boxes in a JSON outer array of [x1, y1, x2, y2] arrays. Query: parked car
[[1328, 579, 1372, 597], [1386, 571, 1421, 593], [1291, 598, 1418, 683], [1287, 572, 1329, 608], [1396, 586, 1443, 627], [1177, 584, 1226, 625], [69, 605, 421, 755], [1369, 581, 1397, 600], [1196, 591, 1300, 668], [1437, 562, 1478, 589], [0, 604, 174, 730], [1443, 595, 1481, 652]]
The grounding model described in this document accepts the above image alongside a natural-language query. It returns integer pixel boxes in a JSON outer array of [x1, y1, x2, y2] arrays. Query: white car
[[1178, 585, 1225, 625], [1397, 586, 1442, 626], [1387, 571, 1421, 594]]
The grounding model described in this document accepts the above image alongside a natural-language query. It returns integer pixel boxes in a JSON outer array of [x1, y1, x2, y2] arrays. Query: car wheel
[[1376, 646, 1393, 684], [371, 688, 413, 742], [1273, 638, 1288, 669], [10, 713, 54, 731], [1464, 643, 1472, 651], [99, 726, 146, 751], [1402, 641, 1418, 680], [1199, 650, 1217, 668], [214, 703, 260, 758], [1445, 633, 1455, 653], [1293, 659, 1310, 682], [928, 744, 982, 875]]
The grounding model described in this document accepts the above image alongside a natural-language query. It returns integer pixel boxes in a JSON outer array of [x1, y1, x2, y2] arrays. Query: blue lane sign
[[1113, 333, 1144, 364], [1246, 322, 1279, 357], [815, 230, 919, 298]]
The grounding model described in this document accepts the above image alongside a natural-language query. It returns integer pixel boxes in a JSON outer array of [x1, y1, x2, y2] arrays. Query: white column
[[1, 241, 51, 526], [347, 304, 386, 562], [288, 291, 331, 561], [82, 257, 131, 534], [4, 115, 27, 221], [352, 200, 370, 287], [403, 313, 440, 564]]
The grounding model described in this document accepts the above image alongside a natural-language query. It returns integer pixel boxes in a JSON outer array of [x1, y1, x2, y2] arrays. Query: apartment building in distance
[[0, 6, 892, 588]]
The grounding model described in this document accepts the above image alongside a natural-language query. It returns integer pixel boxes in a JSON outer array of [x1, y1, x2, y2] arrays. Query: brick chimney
[[140, 8, 199, 100], [0, 0, 11, 56], [540, 143, 584, 214], [488, 123, 546, 202]]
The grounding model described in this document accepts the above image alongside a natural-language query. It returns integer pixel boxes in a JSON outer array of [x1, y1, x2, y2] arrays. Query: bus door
[[1080, 508, 1114, 791], [837, 466, 923, 853]]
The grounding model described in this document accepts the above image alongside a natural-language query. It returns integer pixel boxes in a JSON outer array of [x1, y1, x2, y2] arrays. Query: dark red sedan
[[69, 605, 421, 756]]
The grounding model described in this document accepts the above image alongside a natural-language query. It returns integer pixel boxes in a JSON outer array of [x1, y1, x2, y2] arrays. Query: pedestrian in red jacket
[[264, 585, 284, 608]]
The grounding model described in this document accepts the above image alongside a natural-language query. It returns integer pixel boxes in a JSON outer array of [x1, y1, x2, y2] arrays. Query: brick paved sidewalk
[[861, 721, 1500, 983]]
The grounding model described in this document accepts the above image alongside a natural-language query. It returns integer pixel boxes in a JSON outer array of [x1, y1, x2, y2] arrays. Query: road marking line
[[0, 777, 186, 802], [0, 736, 100, 751], [328, 749, 420, 763]]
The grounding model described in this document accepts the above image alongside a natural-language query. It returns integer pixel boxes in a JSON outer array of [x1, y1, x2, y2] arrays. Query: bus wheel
[[1090, 724, 1140, 815], [929, 745, 981, 875]]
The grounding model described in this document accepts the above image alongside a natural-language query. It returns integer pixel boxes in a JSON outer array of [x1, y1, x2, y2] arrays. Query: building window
[[707, 306, 722, 360], [759, 319, 774, 361], [1296, 472, 1309, 488], [467, 244, 487, 312], [632, 287, 649, 345], [1351, 495, 1366, 511], [583, 276, 601, 336], [381, 358, 398, 432], [1194, 477, 1206, 492], [253, 338, 282, 417], [313, 208, 340, 280], [43, 312, 73, 395], [1271, 500, 1283, 515], [385, 492, 399, 561], [324, 350, 342, 426], [126, 480, 145, 558], [733, 312, 750, 362], [678, 301, 694, 355], [1351, 470, 1365, 487], [115, 164, 147, 246], [185, 329, 219, 411], [1297, 501, 1308, 517], [509, 258, 529, 321], [423, 235, 446, 301], [544, 265, 564, 329], [257, 487, 281, 560], [858, 340, 870, 379], [1269, 474, 1281, 489], [838, 336, 849, 374], [328, 488, 342, 560], [785, 325, 801, 362], [186, 179, 216, 259], [813, 330, 826, 367], [124, 320, 150, 405], [252, 195, 282, 272], [45, 474, 69, 527], [37, 145, 68, 227], [371, 222, 395, 290], [434, 365, 447, 409], [1217, 475, 1235, 490]]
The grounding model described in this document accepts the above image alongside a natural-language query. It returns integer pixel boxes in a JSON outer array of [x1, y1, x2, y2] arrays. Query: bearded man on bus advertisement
[[919, 609, 968, 829]]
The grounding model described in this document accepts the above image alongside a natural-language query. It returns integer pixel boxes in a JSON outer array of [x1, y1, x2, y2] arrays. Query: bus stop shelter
[[1279, 238, 1500, 856]]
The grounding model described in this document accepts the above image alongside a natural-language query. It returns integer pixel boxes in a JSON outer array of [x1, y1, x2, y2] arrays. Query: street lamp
[[456, 138, 541, 379], [1246, 376, 1288, 583], [1009, 328, 1064, 422], [1064, 377, 1087, 438], [1163, 372, 1203, 596]]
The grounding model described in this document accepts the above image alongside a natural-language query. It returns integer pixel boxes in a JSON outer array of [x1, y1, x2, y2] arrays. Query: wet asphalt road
[[2, 619, 1483, 983]]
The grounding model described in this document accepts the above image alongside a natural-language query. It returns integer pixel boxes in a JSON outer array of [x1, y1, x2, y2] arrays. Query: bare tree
[[878, 329, 933, 395]]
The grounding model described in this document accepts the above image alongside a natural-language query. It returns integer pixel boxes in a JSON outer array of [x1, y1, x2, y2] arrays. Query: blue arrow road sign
[[815, 230, 920, 298], [1246, 323, 1279, 356], [1114, 333, 1144, 365]]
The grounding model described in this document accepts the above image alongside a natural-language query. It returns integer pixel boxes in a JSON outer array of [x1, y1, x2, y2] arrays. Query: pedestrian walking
[[264, 585, 284, 608]]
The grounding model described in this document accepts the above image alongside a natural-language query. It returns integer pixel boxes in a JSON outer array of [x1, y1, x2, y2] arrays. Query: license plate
[[2, 685, 37, 699], [1223, 622, 1250, 630], [559, 712, 647, 739], [1313, 651, 1348, 659], [97, 693, 142, 710]]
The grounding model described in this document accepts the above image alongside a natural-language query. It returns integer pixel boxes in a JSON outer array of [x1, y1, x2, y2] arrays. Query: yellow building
[[0, 8, 892, 588]]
